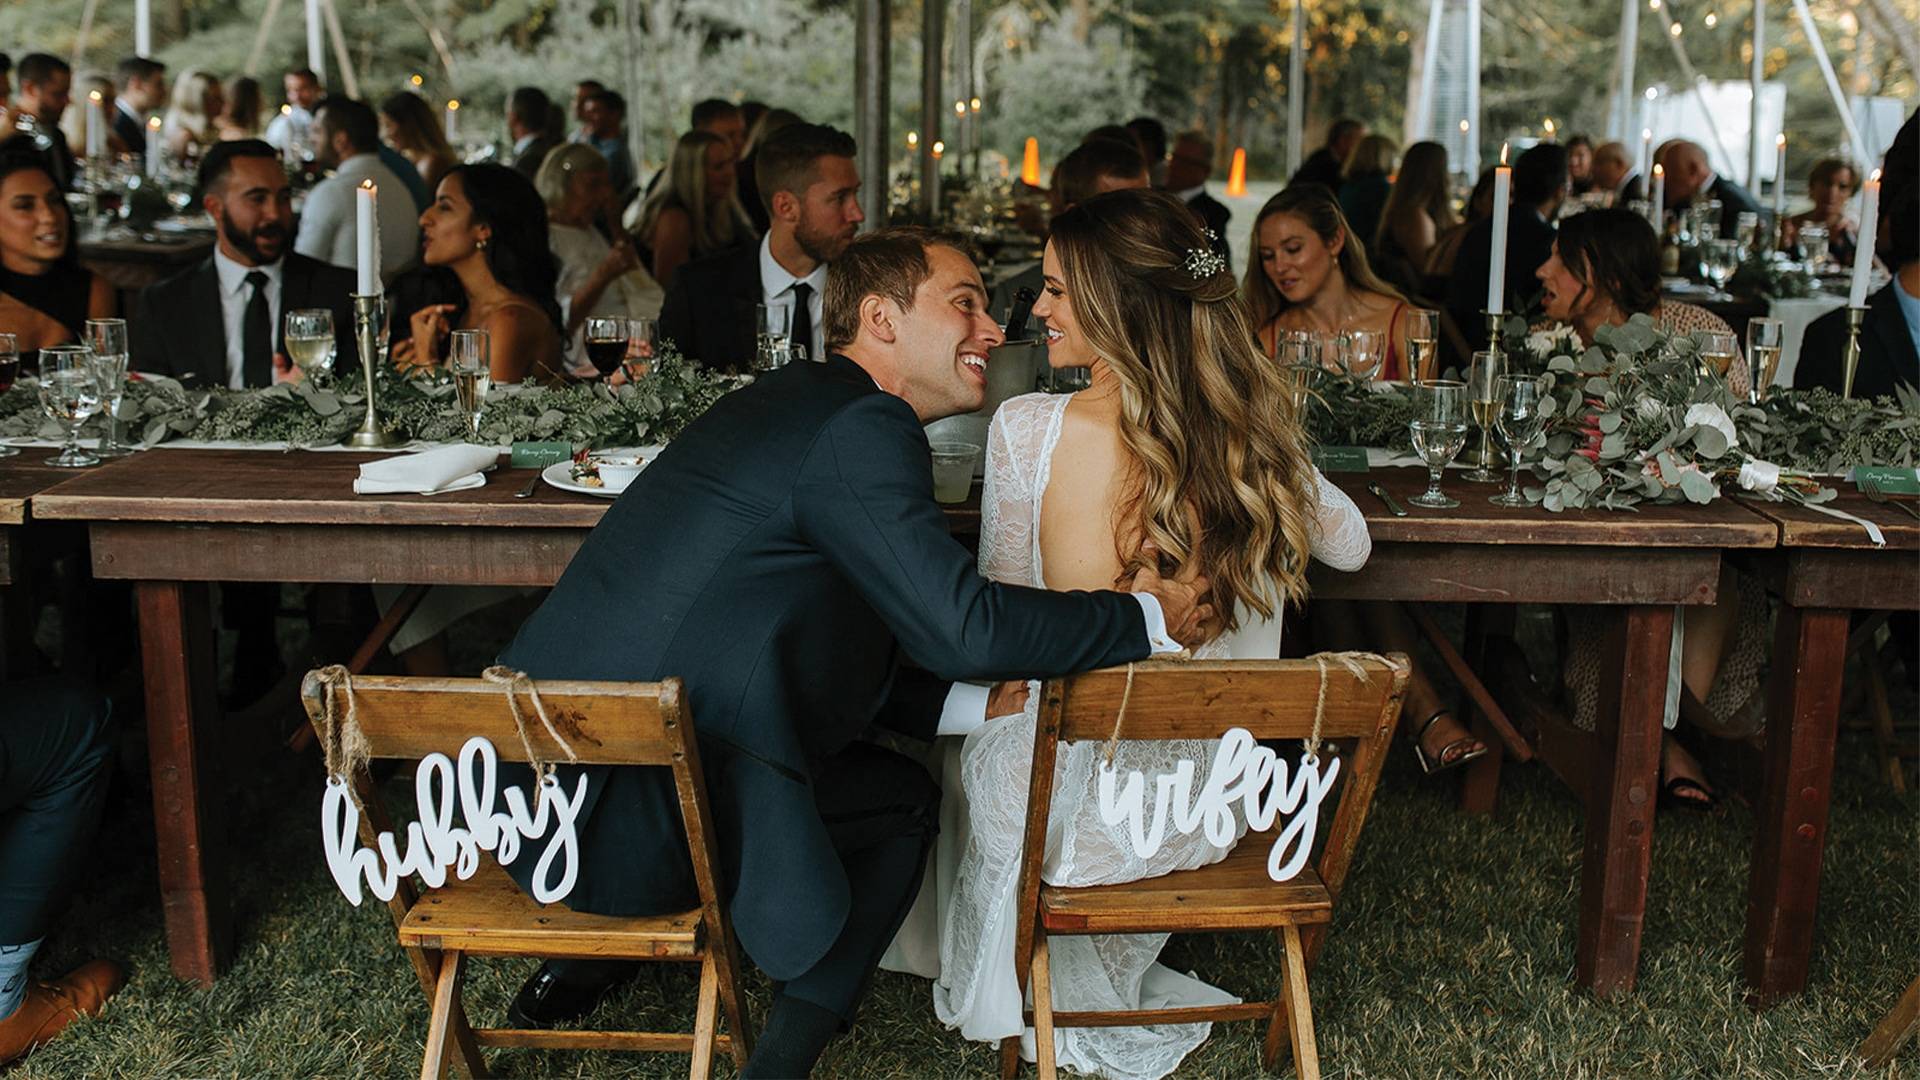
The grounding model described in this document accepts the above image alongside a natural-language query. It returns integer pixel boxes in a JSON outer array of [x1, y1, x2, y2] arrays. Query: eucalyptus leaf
[[1598, 411, 1623, 433], [1677, 469, 1717, 503]]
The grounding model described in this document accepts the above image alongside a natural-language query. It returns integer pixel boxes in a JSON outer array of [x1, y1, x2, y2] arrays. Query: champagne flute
[[1463, 350, 1505, 482], [1405, 308, 1439, 381], [1489, 374, 1545, 507], [0, 333, 19, 458], [448, 328, 490, 439], [1746, 317, 1784, 403], [1407, 379, 1468, 509], [754, 303, 791, 372], [83, 318, 131, 458], [39, 345, 103, 468], [584, 315, 628, 377], [623, 316, 658, 382], [1697, 330, 1738, 383], [283, 308, 337, 385], [1703, 239, 1740, 296], [1344, 329, 1385, 382]]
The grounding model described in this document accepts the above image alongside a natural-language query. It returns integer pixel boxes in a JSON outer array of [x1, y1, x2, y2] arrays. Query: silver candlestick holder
[[1840, 305, 1866, 400], [346, 293, 398, 447], [1472, 310, 1507, 474]]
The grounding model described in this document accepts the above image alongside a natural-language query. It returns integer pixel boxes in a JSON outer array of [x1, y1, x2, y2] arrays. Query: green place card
[[509, 441, 572, 470], [1313, 446, 1371, 473], [1854, 466, 1920, 495]]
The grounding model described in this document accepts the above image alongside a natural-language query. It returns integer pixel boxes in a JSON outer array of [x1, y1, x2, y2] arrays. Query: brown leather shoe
[[0, 959, 126, 1065]]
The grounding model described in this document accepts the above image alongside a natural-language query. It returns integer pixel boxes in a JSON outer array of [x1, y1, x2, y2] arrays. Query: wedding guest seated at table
[[659, 122, 860, 372], [0, 151, 115, 354], [1590, 141, 1634, 206], [130, 139, 356, 389], [1445, 141, 1568, 352], [378, 91, 458, 207], [1373, 139, 1454, 297], [1165, 129, 1232, 263], [1244, 184, 1412, 374], [627, 130, 755, 290], [537, 142, 663, 376], [1126, 114, 1169, 185], [216, 75, 262, 141], [392, 162, 566, 384], [0, 679, 125, 1068], [59, 73, 127, 162], [294, 97, 419, 283], [262, 67, 321, 155], [1797, 171, 1918, 399], [159, 68, 224, 166], [1337, 132, 1396, 261], [692, 96, 748, 161], [576, 88, 635, 198], [505, 86, 560, 182], [1661, 139, 1762, 239], [111, 57, 166, 156], [737, 106, 802, 234], [1289, 116, 1365, 193], [1567, 134, 1594, 195], [1781, 158, 1859, 267], [5, 55, 75, 191]]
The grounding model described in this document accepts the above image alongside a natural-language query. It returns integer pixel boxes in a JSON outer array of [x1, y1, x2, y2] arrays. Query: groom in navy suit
[[495, 227, 1210, 1077]]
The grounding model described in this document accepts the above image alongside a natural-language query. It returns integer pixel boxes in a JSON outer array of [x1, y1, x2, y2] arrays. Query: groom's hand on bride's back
[[1126, 544, 1217, 651]]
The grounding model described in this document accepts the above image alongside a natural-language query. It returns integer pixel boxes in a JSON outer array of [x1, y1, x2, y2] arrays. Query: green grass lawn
[[12, 687, 1915, 1079]]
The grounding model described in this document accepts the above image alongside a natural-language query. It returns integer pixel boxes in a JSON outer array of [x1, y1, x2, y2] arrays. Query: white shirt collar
[[1175, 184, 1206, 202], [513, 132, 537, 155], [116, 98, 142, 121], [213, 245, 284, 297], [758, 232, 827, 299]]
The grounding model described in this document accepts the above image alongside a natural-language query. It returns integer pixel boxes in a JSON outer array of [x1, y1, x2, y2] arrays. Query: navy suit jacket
[[496, 353, 1152, 980], [128, 252, 357, 389], [1795, 281, 1919, 400], [657, 244, 760, 375]]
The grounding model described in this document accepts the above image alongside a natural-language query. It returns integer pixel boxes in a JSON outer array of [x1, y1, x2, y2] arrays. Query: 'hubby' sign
[[322, 736, 586, 905]]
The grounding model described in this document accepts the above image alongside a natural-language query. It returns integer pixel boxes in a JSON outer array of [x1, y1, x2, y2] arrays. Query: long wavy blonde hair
[[1049, 188, 1322, 625], [633, 130, 753, 256]]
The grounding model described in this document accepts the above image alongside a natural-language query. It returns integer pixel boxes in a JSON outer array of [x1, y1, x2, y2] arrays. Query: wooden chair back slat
[[1053, 659, 1406, 743]]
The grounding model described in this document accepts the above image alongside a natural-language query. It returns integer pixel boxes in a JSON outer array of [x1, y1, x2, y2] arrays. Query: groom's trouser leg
[[781, 742, 940, 1021]]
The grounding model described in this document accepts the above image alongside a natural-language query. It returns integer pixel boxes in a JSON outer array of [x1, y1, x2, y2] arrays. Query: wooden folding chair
[[1001, 655, 1410, 1080], [299, 672, 752, 1080]]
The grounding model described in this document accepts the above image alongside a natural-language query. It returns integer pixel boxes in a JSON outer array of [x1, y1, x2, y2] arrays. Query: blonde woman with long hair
[[159, 69, 224, 163], [912, 188, 1370, 1079], [627, 129, 755, 288]]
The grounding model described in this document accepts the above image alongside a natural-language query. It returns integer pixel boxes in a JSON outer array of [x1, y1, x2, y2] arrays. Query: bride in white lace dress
[[888, 190, 1371, 1080]]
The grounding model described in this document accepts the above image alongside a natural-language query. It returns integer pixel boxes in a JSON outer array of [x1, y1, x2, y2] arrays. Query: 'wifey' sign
[[1096, 728, 1338, 882], [322, 736, 586, 905]]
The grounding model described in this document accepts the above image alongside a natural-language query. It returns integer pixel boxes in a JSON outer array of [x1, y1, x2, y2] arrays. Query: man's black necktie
[[788, 282, 814, 362], [243, 270, 272, 388]]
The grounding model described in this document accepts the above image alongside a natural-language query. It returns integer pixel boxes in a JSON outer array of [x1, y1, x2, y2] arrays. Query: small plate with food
[[541, 446, 664, 497]]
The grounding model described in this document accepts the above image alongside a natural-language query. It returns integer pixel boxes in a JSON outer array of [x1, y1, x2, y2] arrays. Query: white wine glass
[[0, 333, 19, 458], [39, 345, 103, 468], [83, 318, 131, 458], [1405, 309, 1439, 381], [1463, 350, 1505, 482], [623, 316, 658, 382], [1697, 330, 1738, 383], [1407, 379, 1468, 509], [1490, 374, 1545, 507], [1746, 317, 1784, 403], [283, 308, 336, 385], [448, 328, 491, 439], [1343, 329, 1385, 382]]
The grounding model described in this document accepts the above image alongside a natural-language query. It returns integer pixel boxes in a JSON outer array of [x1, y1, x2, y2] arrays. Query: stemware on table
[[1463, 350, 1505, 482], [1405, 309, 1440, 382], [584, 315, 628, 377], [754, 303, 791, 372], [39, 344, 104, 468], [1407, 378, 1468, 509], [1697, 330, 1739, 382], [1489, 374, 1546, 508], [1746, 317, 1785, 403], [283, 308, 337, 385], [1343, 330, 1385, 381], [623, 316, 658, 382], [448, 328, 491, 439], [83, 318, 131, 458], [0, 333, 18, 458]]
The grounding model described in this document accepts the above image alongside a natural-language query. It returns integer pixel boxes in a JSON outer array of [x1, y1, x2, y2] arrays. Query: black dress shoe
[[506, 959, 640, 1029]]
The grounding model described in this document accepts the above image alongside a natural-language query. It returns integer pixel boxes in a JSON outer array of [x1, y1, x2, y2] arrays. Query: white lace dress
[[881, 392, 1371, 1080]]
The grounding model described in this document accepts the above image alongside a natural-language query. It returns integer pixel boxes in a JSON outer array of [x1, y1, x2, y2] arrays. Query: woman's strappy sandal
[[1412, 710, 1491, 775]]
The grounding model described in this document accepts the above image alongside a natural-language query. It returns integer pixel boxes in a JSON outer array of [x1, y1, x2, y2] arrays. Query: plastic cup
[[930, 442, 982, 504]]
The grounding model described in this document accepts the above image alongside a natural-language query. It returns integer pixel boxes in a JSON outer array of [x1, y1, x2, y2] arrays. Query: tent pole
[[918, 0, 944, 221], [1748, 0, 1765, 188], [855, 0, 890, 233], [1412, 0, 1443, 142], [72, 0, 101, 65], [245, 0, 286, 76], [321, 0, 360, 99], [1611, 0, 1639, 141], [1286, 0, 1304, 177], [1789, 0, 1873, 165]]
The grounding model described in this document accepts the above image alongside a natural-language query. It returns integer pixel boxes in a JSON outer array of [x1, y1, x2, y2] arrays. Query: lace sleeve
[[1307, 467, 1371, 571], [978, 394, 1054, 586]]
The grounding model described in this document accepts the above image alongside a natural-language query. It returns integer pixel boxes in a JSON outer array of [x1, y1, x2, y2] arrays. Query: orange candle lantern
[[1020, 137, 1041, 186], [1226, 147, 1248, 196]]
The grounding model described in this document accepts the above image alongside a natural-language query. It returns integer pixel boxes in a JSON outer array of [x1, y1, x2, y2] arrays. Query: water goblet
[[1797, 223, 1830, 271], [1746, 317, 1784, 403], [1407, 379, 1468, 509], [448, 329, 491, 439], [1703, 239, 1741, 296], [0, 333, 21, 458], [1405, 309, 1440, 381], [623, 316, 658, 382], [82, 318, 131, 457], [1343, 329, 1385, 381], [283, 308, 336, 385], [754, 303, 791, 372], [39, 345, 103, 468], [1463, 350, 1505, 482], [1489, 374, 1546, 507]]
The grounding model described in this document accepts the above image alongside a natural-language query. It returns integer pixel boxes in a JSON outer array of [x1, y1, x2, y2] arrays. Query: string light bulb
[[1704, 10, 1719, 27]]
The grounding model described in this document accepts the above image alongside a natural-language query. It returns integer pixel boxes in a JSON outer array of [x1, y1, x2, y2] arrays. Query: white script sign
[[322, 735, 587, 905], [1096, 727, 1339, 882]]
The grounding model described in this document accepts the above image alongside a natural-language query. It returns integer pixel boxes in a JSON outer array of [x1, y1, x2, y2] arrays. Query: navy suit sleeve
[[128, 284, 171, 378], [792, 392, 1152, 683]]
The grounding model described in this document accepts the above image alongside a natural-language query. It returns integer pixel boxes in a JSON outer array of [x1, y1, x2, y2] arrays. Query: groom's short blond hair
[[823, 227, 974, 354]]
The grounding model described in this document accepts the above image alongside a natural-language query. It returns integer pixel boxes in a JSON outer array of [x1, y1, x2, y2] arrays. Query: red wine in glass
[[0, 353, 18, 394], [585, 335, 627, 376]]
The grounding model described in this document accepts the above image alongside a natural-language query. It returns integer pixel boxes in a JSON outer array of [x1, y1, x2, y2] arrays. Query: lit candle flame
[[89, 90, 103, 103], [1500, 143, 1510, 167], [361, 179, 376, 191], [149, 115, 162, 130], [969, 97, 982, 112], [1653, 163, 1664, 177], [1225, 146, 1247, 197], [1021, 137, 1041, 186], [932, 140, 945, 158], [281, 104, 293, 115], [446, 99, 459, 111], [906, 131, 919, 149], [410, 74, 423, 87], [1459, 119, 1470, 134], [1775, 133, 1786, 148], [1869, 168, 1882, 182], [954, 100, 966, 117]]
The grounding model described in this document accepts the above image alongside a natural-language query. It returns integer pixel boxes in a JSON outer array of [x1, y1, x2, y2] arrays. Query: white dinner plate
[[539, 446, 662, 498]]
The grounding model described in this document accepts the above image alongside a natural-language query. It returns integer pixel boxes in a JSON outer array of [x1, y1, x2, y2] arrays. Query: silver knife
[[1367, 482, 1409, 517]]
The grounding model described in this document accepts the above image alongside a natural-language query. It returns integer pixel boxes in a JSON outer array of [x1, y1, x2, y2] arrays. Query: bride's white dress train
[[882, 392, 1370, 1080]]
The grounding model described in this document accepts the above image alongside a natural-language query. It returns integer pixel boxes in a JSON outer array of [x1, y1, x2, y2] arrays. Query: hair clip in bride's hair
[[1182, 233, 1227, 280]]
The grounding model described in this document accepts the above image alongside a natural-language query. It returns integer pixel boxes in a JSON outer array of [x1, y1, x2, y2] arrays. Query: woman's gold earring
[[476, 237, 490, 251]]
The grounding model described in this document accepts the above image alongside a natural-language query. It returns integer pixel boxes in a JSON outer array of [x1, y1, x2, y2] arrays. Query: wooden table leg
[[1743, 604, 1847, 1007], [1457, 606, 1518, 815], [1575, 603, 1671, 997], [136, 580, 230, 985]]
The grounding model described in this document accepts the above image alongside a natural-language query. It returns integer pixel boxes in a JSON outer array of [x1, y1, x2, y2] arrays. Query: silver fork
[[1859, 475, 1920, 521]]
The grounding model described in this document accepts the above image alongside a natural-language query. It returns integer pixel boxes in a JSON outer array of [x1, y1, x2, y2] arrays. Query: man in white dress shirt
[[293, 97, 419, 282], [262, 67, 321, 155]]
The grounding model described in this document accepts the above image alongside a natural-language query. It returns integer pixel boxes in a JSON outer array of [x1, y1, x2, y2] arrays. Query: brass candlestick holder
[[346, 292, 398, 448], [1840, 305, 1866, 400], [1465, 310, 1507, 478]]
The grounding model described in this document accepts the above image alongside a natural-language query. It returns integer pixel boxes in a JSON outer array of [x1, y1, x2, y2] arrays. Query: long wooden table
[[32, 450, 1791, 1000], [1734, 492, 1920, 1006]]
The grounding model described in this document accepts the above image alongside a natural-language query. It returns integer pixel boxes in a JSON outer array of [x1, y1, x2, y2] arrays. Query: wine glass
[[1463, 350, 1505, 482], [283, 308, 336, 385], [0, 333, 20, 458], [1407, 379, 1468, 509], [583, 315, 628, 377], [1405, 309, 1439, 381], [82, 319, 131, 458], [1489, 374, 1545, 507], [754, 303, 790, 372], [623, 316, 658, 382], [1697, 330, 1738, 382], [39, 345, 103, 468], [1284, 361, 1318, 415], [448, 328, 490, 439], [1703, 239, 1740, 296], [1746, 317, 1784, 404], [1343, 329, 1385, 381], [1797, 223, 1830, 271]]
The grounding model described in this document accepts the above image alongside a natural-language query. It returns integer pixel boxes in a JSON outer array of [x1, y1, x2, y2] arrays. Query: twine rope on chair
[[1300, 651, 1387, 762], [310, 664, 371, 807], [481, 665, 580, 782], [1100, 662, 1139, 767]]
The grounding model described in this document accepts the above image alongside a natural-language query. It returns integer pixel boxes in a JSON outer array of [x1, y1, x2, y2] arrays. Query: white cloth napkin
[[353, 445, 500, 495]]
